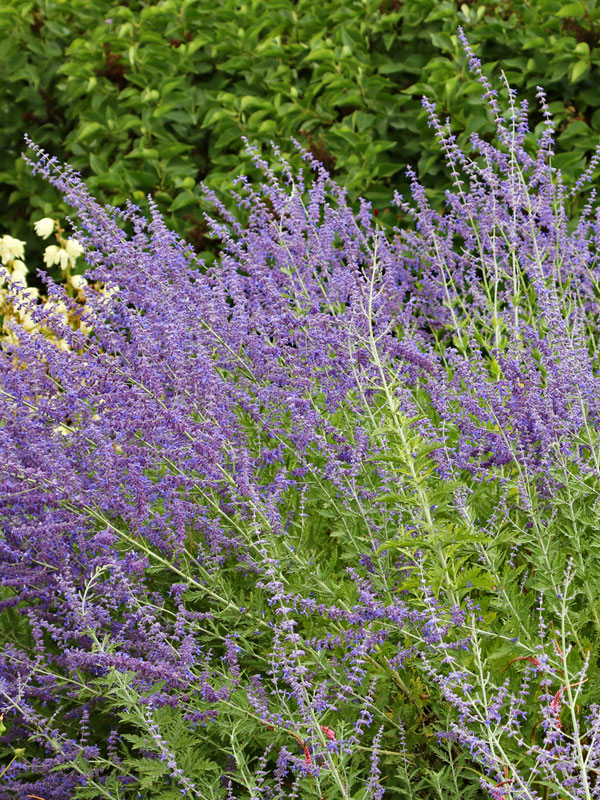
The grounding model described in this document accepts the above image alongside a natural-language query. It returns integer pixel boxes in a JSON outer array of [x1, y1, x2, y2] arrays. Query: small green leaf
[[303, 47, 336, 63], [379, 63, 410, 76], [89, 153, 107, 174], [168, 190, 197, 212], [152, 103, 176, 119], [429, 31, 454, 52], [240, 95, 267, 112], [76, 121, 103, 141], [201, 107, 232, 127], [571, 59, 589, 82], [257, 119, 278, 134], [521, 36, 545, 50], [556, 2, 585, 16]]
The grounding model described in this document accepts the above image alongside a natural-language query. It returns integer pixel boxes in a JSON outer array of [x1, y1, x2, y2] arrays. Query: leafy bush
[[4, 0, 600, 276], [4, 28, 600, 800]]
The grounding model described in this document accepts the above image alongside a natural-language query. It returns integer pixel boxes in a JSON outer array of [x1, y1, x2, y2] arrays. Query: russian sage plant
[[3, 28, 600, 800]]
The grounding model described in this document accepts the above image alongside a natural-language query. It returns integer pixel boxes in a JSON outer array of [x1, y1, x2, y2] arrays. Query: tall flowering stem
[[3, 29, 600, 800]]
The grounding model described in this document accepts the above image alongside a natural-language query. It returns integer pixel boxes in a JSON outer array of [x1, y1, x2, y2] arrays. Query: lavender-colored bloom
[[4, 27, 600, 800]]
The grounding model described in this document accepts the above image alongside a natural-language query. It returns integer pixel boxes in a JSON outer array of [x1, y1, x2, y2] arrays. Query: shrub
[[3, 28, 600, 800], [3, 0, 600, 276]]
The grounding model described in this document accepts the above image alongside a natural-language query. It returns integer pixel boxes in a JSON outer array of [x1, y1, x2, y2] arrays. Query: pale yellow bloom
[[0, 235, 26, 264], [53, 422, 72, 437], [59, 250, 70, 270], [64, 238, 84, 262], [20, 312, 38, 332], [11, 260, 28, 283], [43, 298, 69, 319], [102, 283, 120, 299], [43, 245, 60, 267], [70, 274, 87, 291], [21, 286, 38, 301], [33, 217, 55, 239], [43, 245, 70, 270], [4, 329, 19, 347]]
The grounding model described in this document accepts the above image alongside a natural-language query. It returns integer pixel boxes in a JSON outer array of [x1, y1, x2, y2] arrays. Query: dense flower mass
[[2, 30, 600, 800]]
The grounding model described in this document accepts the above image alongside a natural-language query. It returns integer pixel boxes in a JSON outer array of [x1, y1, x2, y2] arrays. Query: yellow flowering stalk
[[0, 217, 92, 350]]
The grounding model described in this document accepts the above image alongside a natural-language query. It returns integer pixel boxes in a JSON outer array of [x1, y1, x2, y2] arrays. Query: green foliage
[[4, 0, 600, 278]]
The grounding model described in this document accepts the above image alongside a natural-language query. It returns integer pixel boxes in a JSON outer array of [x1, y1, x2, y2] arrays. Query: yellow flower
[[43, 245, 60, 267], [64, 238, 84, 263], [33, 217, 55, 239], [0, 235, 26, 264], [43, 298, 69, 319], [70, 274, 87, 291], [21, 286, 38, 302], [53, 422, 72, 437], [11, 260, 28, 284], [43, 245, 70, 270], [102, 283, 120, 299], [19, 312, 38, 332]]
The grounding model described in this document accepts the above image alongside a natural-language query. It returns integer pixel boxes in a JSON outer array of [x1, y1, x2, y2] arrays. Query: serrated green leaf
[[429, 31, 454, 53], [257, 119, 278, 134]]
